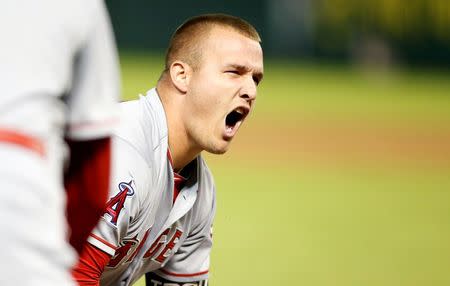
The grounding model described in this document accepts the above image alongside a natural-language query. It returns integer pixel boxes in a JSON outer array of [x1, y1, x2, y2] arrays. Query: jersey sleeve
[[72, 242, 112, 285], [65, 0, 120, 141], [87, 136, 151, 256], [154, 186, 216, 282]]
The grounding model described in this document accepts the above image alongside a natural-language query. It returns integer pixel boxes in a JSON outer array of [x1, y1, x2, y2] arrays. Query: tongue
[[225, 125, 235, 137]]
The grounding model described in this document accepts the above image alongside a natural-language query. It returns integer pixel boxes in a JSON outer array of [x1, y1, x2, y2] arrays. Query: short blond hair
[[162, 13, 261, 75]]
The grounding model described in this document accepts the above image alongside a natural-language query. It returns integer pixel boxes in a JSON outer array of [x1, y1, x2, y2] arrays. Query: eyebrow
[[226, 63, 264, 82]]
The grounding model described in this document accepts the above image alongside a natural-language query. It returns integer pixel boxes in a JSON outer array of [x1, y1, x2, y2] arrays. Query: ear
[[169, 61, 192, 93]]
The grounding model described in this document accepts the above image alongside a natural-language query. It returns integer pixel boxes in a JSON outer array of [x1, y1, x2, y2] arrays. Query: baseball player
[[73, 14, 264, 286], [0, 0, 119, 284]]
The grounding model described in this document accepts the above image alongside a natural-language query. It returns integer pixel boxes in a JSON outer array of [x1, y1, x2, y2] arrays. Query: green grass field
[[119, 52, 450, 286]]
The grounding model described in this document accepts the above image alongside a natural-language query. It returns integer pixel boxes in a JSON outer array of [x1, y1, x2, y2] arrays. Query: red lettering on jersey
[[143, 229, 170, 259], [154, 229, 183, 263], [104, 181, 134, 225], [107, 228, 151, 268], [127, 229, 150, 262], [107, 236, 137, 268]]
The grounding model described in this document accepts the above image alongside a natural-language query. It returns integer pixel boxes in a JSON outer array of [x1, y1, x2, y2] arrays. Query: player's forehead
[[201, 26, 263, 70]]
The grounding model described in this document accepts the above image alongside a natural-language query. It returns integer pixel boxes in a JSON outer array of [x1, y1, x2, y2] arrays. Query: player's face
[[183, 27, 264, 154]]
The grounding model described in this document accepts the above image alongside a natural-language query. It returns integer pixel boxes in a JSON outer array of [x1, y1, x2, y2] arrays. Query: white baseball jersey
[[0, 1, 119, 285], [0, 0, 119, 141], [88, 88, 216, 286]]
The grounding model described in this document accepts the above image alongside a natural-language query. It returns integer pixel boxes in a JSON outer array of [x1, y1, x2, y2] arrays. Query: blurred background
[[104, 1, 450, 285]]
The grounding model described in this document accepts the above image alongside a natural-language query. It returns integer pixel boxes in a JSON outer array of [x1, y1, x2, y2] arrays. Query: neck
[[156, 83, 201, 173], [168, 140, 200, 173]]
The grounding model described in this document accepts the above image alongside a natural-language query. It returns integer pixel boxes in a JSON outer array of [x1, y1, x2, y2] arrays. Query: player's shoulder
[[114, 89, 168, 168], [110, 99, 153, 194], [113, 100, 148, 162], [108, 133, 155, 223]]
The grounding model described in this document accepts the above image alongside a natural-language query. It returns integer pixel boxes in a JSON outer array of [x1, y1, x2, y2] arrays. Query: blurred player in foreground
[[0, 0, 119, 284], [73, 13, 264, 286]]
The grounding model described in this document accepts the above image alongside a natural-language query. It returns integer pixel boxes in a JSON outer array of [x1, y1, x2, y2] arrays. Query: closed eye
[[226, 70, 240, 75]]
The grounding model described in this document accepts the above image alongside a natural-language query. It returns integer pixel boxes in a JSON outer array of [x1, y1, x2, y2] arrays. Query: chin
[[205, 141, 230, 155], [209, 148, 228, 155]]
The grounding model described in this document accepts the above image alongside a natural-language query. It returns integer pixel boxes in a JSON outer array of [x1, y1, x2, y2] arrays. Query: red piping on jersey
[[0, 128, 45, 156], [167, 149, 173, 165], [160, 268, 209, 277], [89, 233, 118, 250], [173, 173, 186, 203], [167, 149, 186, 203]]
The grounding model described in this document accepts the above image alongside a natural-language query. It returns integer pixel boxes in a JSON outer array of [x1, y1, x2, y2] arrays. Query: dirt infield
[[227, 118, 450, 168]]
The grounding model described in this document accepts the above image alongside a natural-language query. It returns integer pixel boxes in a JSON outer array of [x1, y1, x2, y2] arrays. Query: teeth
[[235, 107, 244, 115]]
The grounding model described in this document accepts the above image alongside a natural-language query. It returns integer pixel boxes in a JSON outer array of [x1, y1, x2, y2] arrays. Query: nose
[[240, 75, 257, 102]]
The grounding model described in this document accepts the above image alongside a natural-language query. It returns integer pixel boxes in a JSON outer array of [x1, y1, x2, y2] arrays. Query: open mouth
[[224, 107, 249, 137]]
